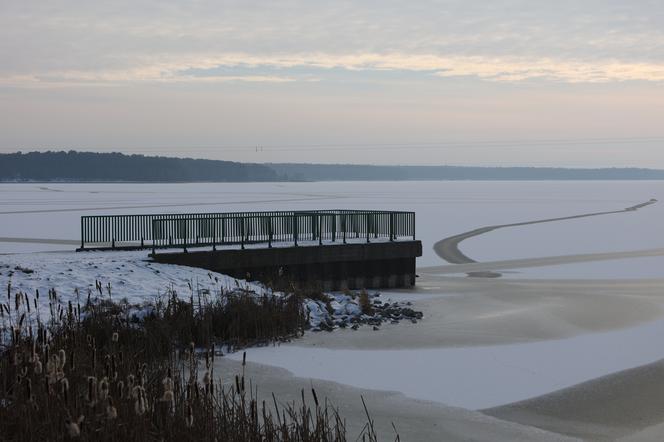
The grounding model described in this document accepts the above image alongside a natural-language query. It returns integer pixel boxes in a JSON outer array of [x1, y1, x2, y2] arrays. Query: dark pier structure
[[79, 210, 421, 290]]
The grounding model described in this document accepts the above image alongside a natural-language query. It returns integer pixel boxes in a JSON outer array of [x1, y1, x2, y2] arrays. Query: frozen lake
[[2, 180, 664, 412], [1, 180, 663, 276]]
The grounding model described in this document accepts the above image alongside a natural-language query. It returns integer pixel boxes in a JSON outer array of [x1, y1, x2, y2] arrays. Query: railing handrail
[[80, 209, 415, 250]]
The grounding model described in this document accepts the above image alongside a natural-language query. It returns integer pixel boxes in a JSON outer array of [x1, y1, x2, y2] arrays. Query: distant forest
[[2, 151, 664, 182], [270, 163, 664, 181], [0, 151, 279, 182]]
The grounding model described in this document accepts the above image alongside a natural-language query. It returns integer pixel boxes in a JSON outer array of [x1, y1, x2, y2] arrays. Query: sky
[[1, 0, 664, 167]]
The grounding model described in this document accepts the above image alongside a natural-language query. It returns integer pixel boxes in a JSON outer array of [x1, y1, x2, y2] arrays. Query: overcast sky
[[1, 0, 664, 167]]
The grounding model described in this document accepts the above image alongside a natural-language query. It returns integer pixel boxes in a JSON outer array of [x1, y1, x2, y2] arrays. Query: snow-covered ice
[[2, 180, 664, 269], [231, 317, 664, 410]]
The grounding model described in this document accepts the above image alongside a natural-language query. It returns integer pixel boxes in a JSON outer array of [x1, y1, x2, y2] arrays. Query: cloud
[[4, 53, 664, 87]]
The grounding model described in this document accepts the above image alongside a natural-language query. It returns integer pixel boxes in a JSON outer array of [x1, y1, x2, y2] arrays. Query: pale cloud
[[3, 1, 664, 87], [5, 53, 664, 87]]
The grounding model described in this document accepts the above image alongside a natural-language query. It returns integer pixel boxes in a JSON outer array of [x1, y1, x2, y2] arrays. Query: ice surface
[[2, 181, 663, 270], [231, 317, 664, 410], [500, 255, 664, 280]]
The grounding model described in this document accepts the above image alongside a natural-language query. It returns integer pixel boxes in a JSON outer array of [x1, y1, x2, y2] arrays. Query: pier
[[79, 210, 421, 289]]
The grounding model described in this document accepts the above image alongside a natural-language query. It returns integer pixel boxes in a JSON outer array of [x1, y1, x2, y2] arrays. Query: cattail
[[162, 376, 173, 392], [106, 397, 117, 420], [61, 378, 69, 403], [134, 390, 147, 416], [87, 377, 98, 405], [111, 355, 117, 379], [99, 377, 109, 401], [141, 363, 147, 386], [161, 389, 174, 404], [185, 404, 194, 427], [117, 380, 125, 400], [111, 332, 118, 343], [65, 416, 84, 438], [24, 377, 32, 399], [58, 349, 66, 370]]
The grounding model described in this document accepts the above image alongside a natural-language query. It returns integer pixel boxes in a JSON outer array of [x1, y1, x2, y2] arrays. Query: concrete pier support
[[151, 241, 422, 290]]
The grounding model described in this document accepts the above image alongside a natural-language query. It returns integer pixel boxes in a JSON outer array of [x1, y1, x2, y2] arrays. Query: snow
[[231, 317, 664, 410], [0, 250, 262, 311]]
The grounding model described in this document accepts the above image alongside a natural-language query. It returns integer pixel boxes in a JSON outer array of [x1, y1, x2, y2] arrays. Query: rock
[[372, 326, 380, 331], [351, 324, 359, 330]]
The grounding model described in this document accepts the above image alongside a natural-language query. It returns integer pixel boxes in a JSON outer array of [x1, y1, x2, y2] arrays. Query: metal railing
[[79, 210, 415, 251]]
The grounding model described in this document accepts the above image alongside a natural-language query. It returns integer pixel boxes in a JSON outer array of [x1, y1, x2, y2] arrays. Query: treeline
[[271, 163, 664, 181], [0, 151, 279, 182], [2, 151, 664, 182]]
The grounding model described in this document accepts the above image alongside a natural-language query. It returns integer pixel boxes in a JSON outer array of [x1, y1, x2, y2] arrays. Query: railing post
[[293, 214, 298, 246], [183, 219, 188, 253], [412, 213, 416, 240], [268, 217, 273, 248], [342, 214, 346, 244], [151, 221, 156, 255], [332, 214, 336, 242], [366, 214, 370, 243], [212, 218, 217, 251], [80, 217, 84, 249], [390, 213, 394, 241], [318, 215, 323, 246], [241, 218, 245, 250]]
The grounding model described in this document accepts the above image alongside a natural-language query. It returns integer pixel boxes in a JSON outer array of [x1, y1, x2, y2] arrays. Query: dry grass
[[358, 290, 373, 316], [0, 287, 387, 441]]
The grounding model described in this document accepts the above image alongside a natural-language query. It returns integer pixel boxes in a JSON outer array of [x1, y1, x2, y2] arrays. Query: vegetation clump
[[0, 287, 383, 441]]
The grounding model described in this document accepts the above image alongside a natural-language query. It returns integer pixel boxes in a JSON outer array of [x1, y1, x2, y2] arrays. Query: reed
[[0, 287, 390, 441]]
